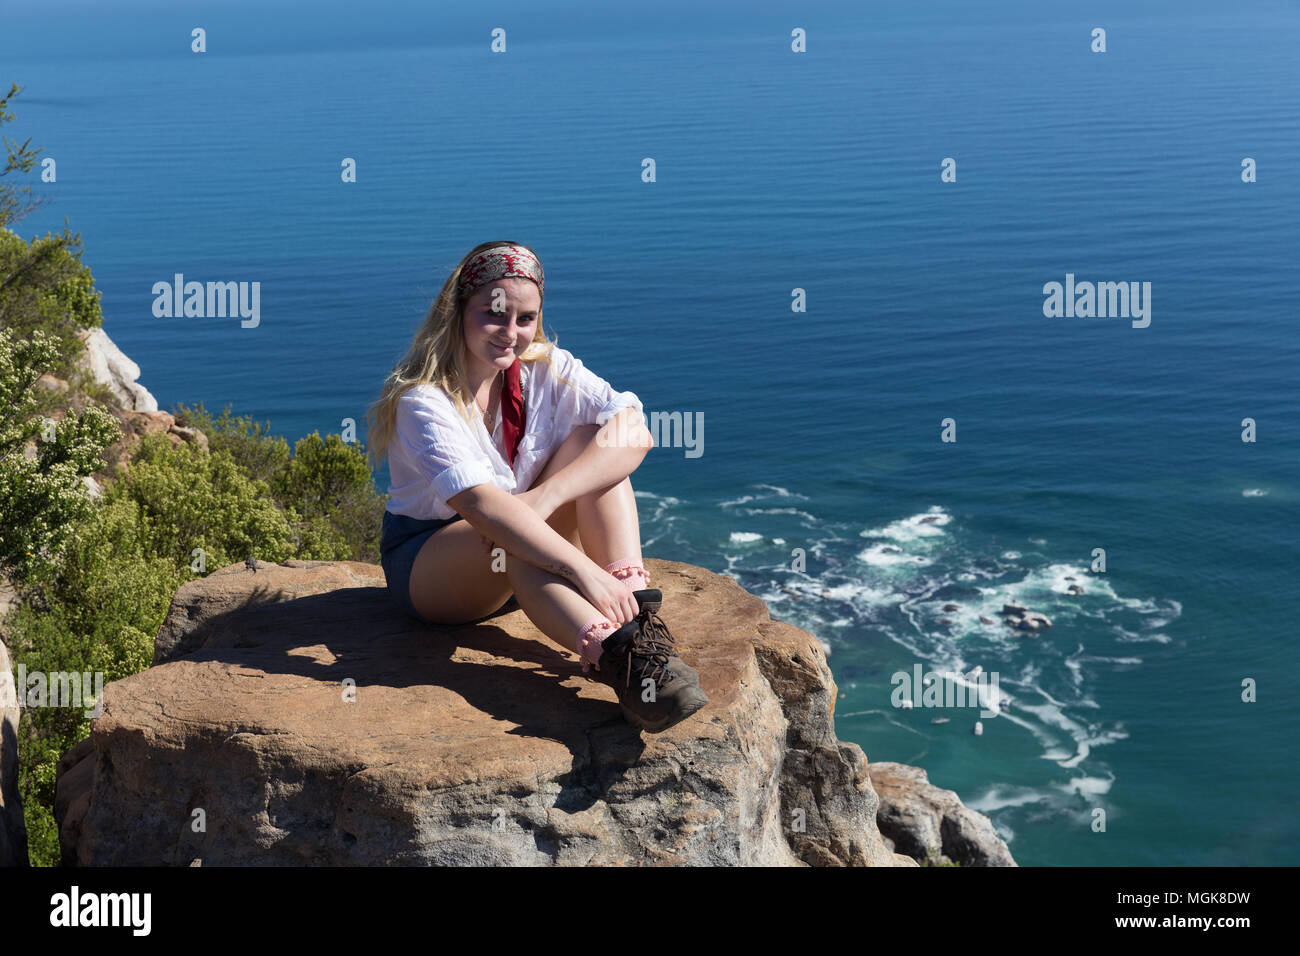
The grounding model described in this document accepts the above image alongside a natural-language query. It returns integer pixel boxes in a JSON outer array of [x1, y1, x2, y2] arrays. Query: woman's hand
[[575, 564, 640, 628]]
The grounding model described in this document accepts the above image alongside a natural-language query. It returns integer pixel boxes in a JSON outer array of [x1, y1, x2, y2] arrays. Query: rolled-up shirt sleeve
[[396, 390, 496, 504], [552, 346, 644, 427]]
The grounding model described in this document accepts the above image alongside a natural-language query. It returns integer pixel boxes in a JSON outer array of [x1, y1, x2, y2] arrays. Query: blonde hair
[[366, 240, 570, 472]]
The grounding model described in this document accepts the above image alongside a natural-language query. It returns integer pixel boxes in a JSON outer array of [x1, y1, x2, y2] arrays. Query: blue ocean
[[5, 0, 1297, 866]]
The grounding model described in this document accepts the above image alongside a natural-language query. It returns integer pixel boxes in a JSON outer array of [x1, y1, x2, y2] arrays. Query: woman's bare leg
[[410, 499, 592, 648], [506, 426, 645, 655], [503, 510, 596, 656], [572, 477, 642, 573], [409, 423, 642, 659]]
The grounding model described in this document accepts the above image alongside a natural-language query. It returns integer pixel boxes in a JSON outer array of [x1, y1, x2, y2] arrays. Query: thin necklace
[[478, 371, 502, 428]]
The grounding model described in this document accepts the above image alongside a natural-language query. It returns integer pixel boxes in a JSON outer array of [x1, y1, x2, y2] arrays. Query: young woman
[[366, 241, 707, 733]]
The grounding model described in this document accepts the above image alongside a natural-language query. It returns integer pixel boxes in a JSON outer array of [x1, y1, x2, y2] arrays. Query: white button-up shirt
[[385, 344, 644, 520]]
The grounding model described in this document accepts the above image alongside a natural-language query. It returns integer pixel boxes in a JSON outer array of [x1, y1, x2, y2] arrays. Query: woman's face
[[462, 277, 541, 382]]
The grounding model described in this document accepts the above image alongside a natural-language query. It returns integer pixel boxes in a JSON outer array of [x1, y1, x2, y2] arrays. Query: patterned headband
[[457, 244, 545, 300]]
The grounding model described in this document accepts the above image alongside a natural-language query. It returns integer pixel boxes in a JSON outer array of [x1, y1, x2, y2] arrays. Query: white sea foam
[[1112, 625, 1173, 644], [634, 490, 679, 504], [720, 485, 809, 509], [926, 667, 1005, 712], [1040, 747, 1075, 761], [965, 785, 1050, 813], [753, 483, 808, 499], [1017, 692, 1129, 767], [718, 494, 756, 508], [835, 708, 927, 735], [860, 508, 951, 543], [1059, 773, 1115, 798], [733, 506, 820, 522], [1120, 594, 1183, 620], [1243, 488, 1267, 497], [821, 580, 900, 605], [732, 497, 1170, 820], [1063, 645, 1145, 689], [857, 543, 932, 567]]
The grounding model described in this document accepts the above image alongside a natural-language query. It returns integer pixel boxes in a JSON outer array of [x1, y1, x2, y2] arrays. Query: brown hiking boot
[[589, 615, 708, 734], [632, 589, 701, 687]]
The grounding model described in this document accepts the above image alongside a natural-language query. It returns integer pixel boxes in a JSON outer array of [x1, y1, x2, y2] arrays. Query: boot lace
[[621, 608, 677, 690]]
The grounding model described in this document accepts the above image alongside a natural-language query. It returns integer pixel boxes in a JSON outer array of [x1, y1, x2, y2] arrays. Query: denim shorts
[[380, 509, 465, 622]]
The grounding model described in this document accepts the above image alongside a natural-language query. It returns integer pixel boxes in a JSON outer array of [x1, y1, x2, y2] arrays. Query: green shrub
[[172, 400, 291, 490], [922, 846, 962, 867], [0, 226, 105, 378], [174, 400, 384, 564], [1, 84, 385, 865], [274, 431, 385, 563], [103, 430, 299, 572], [0, 326, 120, 597], [8, 495, 179, 866]]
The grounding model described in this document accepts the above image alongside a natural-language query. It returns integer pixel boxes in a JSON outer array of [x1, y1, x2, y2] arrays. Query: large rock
[[869, 761, 1017, 866], [75, 326, 158, 412], [0, 636, 28, 866], [54, 737, 94, 865], [56, 558, 921, 866]]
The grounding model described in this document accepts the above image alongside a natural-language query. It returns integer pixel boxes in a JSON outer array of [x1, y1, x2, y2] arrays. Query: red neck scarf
[[500, 358, 526, 467]]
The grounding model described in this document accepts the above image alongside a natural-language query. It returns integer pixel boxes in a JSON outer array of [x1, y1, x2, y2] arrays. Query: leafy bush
[[172, 400, 291, 489], [175, 401, 384, 564], [0, 226, 105, 379], [104, 430, 299, 572], [0, 326, 120, 597], [8, 494, 180, 866]]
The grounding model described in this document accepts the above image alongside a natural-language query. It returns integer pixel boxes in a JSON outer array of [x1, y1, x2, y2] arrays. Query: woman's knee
[[531, 423, 600, 487]]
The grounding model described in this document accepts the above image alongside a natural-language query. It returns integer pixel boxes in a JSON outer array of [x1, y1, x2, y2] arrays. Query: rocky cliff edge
[[51, 556, 1015, 866]]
